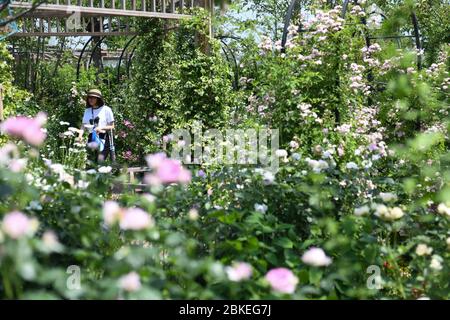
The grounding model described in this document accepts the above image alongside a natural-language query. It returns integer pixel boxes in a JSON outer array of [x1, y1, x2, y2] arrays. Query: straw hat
[[85, 89, 104, 107]]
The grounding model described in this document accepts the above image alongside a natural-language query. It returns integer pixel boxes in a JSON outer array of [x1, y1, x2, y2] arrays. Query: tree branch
[[0, 0, 47, 27]]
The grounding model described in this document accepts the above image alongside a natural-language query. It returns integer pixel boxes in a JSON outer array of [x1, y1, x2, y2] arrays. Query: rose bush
[[0, 1, 449, 299]]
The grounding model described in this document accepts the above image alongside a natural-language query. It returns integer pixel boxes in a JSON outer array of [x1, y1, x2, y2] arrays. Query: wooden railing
[[9, 0, 207, 36]]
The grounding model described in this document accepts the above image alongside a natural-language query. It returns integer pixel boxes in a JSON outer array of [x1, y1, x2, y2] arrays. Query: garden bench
[[124, 166, 151, 193]]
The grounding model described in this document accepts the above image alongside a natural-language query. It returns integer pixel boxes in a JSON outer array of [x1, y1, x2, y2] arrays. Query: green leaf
[[309, 268, 323, 286], [275, 237, 294, 249]]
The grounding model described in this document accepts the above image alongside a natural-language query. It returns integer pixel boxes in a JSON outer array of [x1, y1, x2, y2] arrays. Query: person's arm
[[78, 111, 89, 141], [95, 122, 114, 133], [77, 128, 84, 141], [97, 122, 115, 131]]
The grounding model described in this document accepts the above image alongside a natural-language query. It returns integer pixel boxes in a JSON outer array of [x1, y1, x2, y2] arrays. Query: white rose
[[374, 204, 389, 217], [415, 244, 433, 256], [374, 205, 404, 221], [254, 203, 268, 214], [188, 208, 199, 221], [379, 192, 397, 202], [388, 207, 404, 220], [437, 203, 450, 216], [289, 141, 299, 149], [346, 162, 359, 170], [354, 205, 370, 216], [262, 171, 275, 185], [429, 255, 443, 271], [301, 247, 332, 267], [275, 149, 288, 158], [98, 166, 112, 173]]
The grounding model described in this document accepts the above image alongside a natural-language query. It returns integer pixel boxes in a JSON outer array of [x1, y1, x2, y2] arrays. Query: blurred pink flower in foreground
[[119, 208, 155, 230], [145, 153, 191, 185], [2, 211, 35, 239], [103, 201, 154, 231], [103, 201, 123, 226], [225, 262, 253, 282], [265, 268, 299, 294], [118, 272, 141, 292], [0, 112, 47, 146], [146, 152, 167, 168]]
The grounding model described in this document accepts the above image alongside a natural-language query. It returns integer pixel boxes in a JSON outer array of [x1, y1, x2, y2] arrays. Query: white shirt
[[82, 105, 114, 130]]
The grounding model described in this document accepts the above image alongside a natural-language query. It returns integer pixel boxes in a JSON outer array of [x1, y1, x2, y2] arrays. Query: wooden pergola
[[3, 0, 215, 86], [8, 0, 212, 37]]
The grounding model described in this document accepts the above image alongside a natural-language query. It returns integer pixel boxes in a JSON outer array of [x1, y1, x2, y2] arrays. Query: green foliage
[[115, 13, 238, 164], [0, 0, 449, 300]]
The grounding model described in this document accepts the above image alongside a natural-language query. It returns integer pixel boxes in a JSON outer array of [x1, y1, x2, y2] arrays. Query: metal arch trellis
[[120, 25, 181, 83], [76, 36, 94, 80], [280, 0, 301, 54], [218, 37, 239, 90], [126, 44, 137, 79], [116, 34, 137, 82], [76, 21, 132, 80], [411, 12, 422, 69], [341, 0, 422, 69], [88, 35, 107, 69], [216, 34, 260, 91], [281, 0, 423, 69]]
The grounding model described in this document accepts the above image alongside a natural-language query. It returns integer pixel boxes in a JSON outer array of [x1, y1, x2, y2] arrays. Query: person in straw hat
[[78, 88, 115, 163]]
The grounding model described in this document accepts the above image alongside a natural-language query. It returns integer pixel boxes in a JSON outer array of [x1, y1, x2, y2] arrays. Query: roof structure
[[8, 0, 207, 36]]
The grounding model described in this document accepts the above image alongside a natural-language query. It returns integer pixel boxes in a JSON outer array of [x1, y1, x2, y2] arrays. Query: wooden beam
[[11, 31, 138, 36], [11, 3, 192, 19]]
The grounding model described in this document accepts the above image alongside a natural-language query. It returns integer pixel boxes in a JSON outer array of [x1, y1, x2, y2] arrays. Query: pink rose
[[118, 272, 141, 292], [225, 262, 253, 282], [123, 120, 135, 129], [119, 208, 154, 230], [2, 211, 33, 239], [156, 158, 191, 184], [144, 153, 191, 185], [145, 152, 167, 169], [103, 201, 123, 226], [0, 113, 47, 146], [265, 268, 298, 294]]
